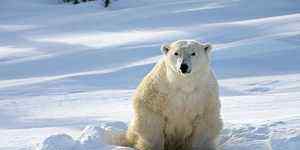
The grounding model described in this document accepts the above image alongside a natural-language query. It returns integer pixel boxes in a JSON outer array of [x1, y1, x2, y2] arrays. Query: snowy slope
[[0, 0, 300, 150]]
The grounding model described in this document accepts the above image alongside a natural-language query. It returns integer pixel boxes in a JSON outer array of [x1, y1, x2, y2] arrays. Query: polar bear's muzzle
[[175, 56, 192, 74], [180, 63, 191, 74]]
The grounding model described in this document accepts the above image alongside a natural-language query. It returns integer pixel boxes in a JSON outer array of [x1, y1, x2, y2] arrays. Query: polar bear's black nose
[[180, 63, 189, 73]]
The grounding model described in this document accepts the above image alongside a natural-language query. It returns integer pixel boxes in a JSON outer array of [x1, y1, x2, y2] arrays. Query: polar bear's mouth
[[180, 70, 191, 74]]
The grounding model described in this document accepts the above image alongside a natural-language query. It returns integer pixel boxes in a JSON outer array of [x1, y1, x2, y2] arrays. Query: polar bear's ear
[[204, 44, 212, 54], [161, 44, 170, 55]]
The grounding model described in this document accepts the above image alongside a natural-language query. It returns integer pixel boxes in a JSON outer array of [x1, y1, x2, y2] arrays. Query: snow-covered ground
[[1, 0, 300, 149]]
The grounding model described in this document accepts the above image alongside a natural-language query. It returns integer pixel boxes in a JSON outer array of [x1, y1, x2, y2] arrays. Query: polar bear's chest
[[163, 89, 206, 137]]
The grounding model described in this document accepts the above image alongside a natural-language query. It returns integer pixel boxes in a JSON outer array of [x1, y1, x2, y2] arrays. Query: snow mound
[[37, 121, 132, 150], [221, 121, 300, 150], [79, 121, 127, 149], [79, 125, 106, 149], [37, 120, 300, 150], [37, 134, 78, 150]]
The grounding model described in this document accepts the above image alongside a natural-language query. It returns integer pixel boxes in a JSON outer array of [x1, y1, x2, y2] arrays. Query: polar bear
[[125, 40, 222, 150]]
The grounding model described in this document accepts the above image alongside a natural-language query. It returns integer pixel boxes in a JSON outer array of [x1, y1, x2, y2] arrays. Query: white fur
[[125, 40, 222, 150]]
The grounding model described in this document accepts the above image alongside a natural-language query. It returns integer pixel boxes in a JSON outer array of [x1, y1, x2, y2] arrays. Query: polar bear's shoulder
[[137, 59, 167, 91], [132, 60, 168, 113]]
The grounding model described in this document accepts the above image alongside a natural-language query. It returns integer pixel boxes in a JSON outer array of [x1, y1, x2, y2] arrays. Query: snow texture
[[0, 0, 300, 150], [37, 120, 300, 150], [37, 122, 133, 150]]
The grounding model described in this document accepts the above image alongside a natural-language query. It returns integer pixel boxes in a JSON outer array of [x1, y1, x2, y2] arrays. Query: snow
[[0, 0, 300, 150], [38, 134, 77, 150], [36, 120, 300, 150], [36, 122, 133, 150], [221, 120, 300, 150]]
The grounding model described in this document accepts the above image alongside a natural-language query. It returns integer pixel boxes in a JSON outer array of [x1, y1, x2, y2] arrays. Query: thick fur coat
[[125, 40, 223, 150]]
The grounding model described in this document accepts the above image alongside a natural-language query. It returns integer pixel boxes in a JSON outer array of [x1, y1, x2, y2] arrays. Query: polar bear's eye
[[174, 52, 179, 56], [191, 52, 196, 56]]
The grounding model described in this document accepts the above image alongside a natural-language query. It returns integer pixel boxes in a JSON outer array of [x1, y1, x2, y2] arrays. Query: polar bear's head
[[161, 40, 212, 75]]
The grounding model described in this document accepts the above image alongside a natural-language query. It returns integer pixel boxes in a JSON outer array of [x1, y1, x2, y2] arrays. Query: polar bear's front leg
[[191, 102, 222, 150], [132, 107, 165, 150], [191, 123, 219, 150], [191, 117, 222, 150]]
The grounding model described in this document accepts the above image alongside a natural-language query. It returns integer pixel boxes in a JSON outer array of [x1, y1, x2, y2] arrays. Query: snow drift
[[0, 0, 300, 150], [37, 120, 300, 150]]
